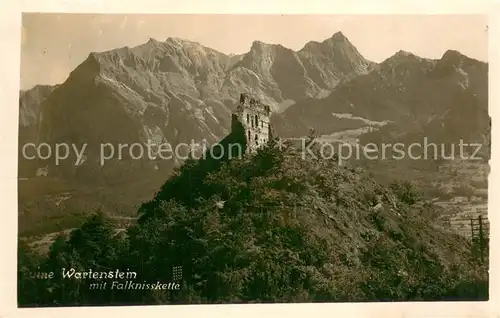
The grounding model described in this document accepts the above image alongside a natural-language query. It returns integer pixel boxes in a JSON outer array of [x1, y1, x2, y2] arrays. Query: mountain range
[[18, 32, 489, 230], [273, 49, 488, 141]]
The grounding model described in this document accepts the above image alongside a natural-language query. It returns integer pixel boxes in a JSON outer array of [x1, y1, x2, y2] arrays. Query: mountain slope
[[273, 50, 488, 139], [19, 84, 58, 127], [18, 85, 58, 177], [357, 51, 489, 154]]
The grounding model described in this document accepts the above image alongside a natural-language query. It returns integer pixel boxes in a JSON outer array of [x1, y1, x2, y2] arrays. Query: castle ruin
[[234, 93, 272, 153]]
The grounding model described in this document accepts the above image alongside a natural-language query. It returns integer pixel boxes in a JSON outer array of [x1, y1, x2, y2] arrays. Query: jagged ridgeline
[[19, 136, 487, 305], [18, 33, 375, 182]]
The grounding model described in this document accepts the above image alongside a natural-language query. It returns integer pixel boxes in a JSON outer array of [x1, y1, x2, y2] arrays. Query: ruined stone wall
[[234, 93, 272, 153]]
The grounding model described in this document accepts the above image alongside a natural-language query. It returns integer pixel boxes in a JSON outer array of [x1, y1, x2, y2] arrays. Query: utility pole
[[470, 218, 475, 239], [478, 215, 484, 263]]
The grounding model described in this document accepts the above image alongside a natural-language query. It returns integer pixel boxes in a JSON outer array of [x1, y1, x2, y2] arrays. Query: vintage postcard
[[1, 1, 498, 317]]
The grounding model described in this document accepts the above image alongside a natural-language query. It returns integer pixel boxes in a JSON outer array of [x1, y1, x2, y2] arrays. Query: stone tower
[[234, 93, 272, 153]]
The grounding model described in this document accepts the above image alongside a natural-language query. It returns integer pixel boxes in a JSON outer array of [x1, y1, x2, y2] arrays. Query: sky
[[20, 14, 488, 90]]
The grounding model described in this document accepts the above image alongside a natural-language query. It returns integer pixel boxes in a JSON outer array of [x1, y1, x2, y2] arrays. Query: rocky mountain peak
[[330, 31, 348, 42], [249, 40, 277, 53], [384, 50, 422, 63], [301, 31, 352, 52], [378, 50, 434, 75], [147, 37, 159, 44], [165, 36, 188, 44], [437, 49, 484, 71], [441, 49, 467, 64], [165, 37, 206, 49], [429, 49, 486, 80], [394, 49, 413, 57]]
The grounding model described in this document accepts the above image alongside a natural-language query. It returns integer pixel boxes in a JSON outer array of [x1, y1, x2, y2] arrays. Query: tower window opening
[[247, 114, 250, 124], [248, 131, 251, 141]]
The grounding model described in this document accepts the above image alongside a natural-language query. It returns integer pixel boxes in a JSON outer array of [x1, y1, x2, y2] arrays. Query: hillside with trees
[[18, 139, 488, 306]]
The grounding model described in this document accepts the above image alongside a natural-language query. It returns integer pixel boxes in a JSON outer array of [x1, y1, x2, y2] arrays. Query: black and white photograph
[[15, 12, 490, 307]]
